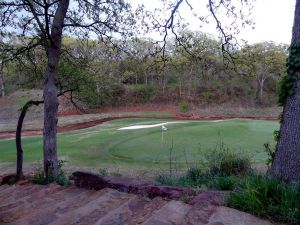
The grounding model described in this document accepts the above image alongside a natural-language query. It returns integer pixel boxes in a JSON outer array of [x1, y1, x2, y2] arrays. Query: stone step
[[0, 184, 10, 192], [0, 184, 62, 208], [50, 188, 135, 225], [0, 185, 77, 223], [123, 197, 168, 225], [141, 200, 192, 225], [13, 188, 103, 225], [0, 184, 26, 199], [0, 184, 45, 203], [0, 185, 42, 212], [91, 195, 141, 225], [208, 206, 274, 225], [182, 205, 217, 225], [0, 184, 64, 217], [0, 183, 279, 225]]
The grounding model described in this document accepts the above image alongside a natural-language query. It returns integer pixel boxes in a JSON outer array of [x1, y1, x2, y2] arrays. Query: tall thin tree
[[269, 0, 300, 182]]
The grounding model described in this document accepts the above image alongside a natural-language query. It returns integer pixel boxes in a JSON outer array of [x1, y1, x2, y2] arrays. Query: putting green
[[0, 118, 279, 168]]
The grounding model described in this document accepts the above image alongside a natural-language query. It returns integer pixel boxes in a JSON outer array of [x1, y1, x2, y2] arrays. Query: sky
[[236, 0, 295, 44], [132, 0, 296, 45]]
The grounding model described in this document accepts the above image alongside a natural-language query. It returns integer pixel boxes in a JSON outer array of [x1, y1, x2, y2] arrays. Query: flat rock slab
[[208, 206, 274, 225], [188, 191, 229, 207], [70, 171, 196, 200]]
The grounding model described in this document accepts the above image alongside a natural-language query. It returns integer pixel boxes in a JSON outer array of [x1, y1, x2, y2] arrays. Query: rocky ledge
[[70, 171, 196, 200]]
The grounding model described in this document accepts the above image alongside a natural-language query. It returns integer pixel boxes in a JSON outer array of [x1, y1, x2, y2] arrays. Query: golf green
[[0, 118, 279, 168]]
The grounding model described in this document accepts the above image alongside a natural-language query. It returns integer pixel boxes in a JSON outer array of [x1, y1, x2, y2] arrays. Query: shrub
[[3, 175, 18, 185], [206, 141, 251, 176], [228, 173, 300, 224], [155, 166, 237, 191], [263, 143, 276, 166], [155, 174, 178, 186], [208, 176, 238, 191], [110, 172, 122, 177], [179, 100, 189, 111], [185, 167, 238, 190], [201, 91, 210, 103], [186, 167, 203, 182], [155, 171, 205, 188], [133, 85, 155, 102], [30, 160, 70, 186], [99, 168, 108, 176], [156, 141, 250, 191]]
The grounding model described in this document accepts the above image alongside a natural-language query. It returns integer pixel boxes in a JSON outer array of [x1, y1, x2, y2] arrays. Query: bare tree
[[0, 0, 139, 178], [16, 88, 76, 180], [151, 0, 254, 62]]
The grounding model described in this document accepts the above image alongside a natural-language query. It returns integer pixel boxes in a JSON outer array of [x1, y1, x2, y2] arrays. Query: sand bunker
[[118, 122, 186, 130], [210, 119, 236, 122], [118, 119, 237, 130]]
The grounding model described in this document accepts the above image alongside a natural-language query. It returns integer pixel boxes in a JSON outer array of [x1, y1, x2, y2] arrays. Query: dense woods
[[1, 34, 287, 108]]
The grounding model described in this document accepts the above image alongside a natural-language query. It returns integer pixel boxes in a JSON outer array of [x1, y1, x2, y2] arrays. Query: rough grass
[[0, 118, 279, 170], [228, 174, 300, 224]]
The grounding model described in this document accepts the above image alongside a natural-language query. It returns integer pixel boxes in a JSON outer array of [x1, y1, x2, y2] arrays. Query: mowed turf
[[0, 118, 279, 168]]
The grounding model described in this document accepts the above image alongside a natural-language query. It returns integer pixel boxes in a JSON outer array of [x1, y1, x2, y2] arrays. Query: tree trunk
[[16, 100, 43, 180], [260, 80, 264, 101], [0, 62, 5, 98], [255, 78, 264, 104], [43, 0, 69, 178], [145, 73, 148, 85], [16, 108, 26, 180], [268, 0, 300, 182], [179, 78, 182, 98], [187, 60, 195, 98]]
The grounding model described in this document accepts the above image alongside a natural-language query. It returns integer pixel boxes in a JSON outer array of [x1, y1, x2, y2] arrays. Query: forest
[[1, 32, 288, 109]]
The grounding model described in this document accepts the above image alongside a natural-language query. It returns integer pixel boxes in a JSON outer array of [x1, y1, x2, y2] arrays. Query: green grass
[[0, 118, 279, 169], [228, 174, 300, 224]]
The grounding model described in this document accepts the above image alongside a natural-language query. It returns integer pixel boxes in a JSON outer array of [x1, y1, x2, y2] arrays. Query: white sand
[[118, 122, 186, 130], [118, 119, 238, 130]]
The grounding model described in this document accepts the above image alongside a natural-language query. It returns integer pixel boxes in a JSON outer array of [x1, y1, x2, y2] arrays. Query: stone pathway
[[0, 183, 277, 225]]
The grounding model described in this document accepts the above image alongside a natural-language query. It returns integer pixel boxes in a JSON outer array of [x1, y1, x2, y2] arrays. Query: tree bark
[[259, 80, 264, 101], [268, 0, 300, 182], [188, 60, 195, 98], [0, 62, 5, 98], [43, 0, 69, 178], [255, 78, 265, 104], [16, 100, 43, 180], [15, 87, 75, 181]]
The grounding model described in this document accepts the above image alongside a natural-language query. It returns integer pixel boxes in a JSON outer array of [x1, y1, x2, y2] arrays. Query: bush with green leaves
[[201, 91, 210, 103], [155, 171, 204, 188], [99, 168, 109, 176], [263, 143, 276, 166], [132, 85, 156, 102], [179, 100, 189, 111], [156, 167, 238, 191], [208, 176, 238, 190], [228, 173, 300, 224], [156, 141, 250, 191], [206, 141, 252, 176], [30, 160, 70, 186]]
